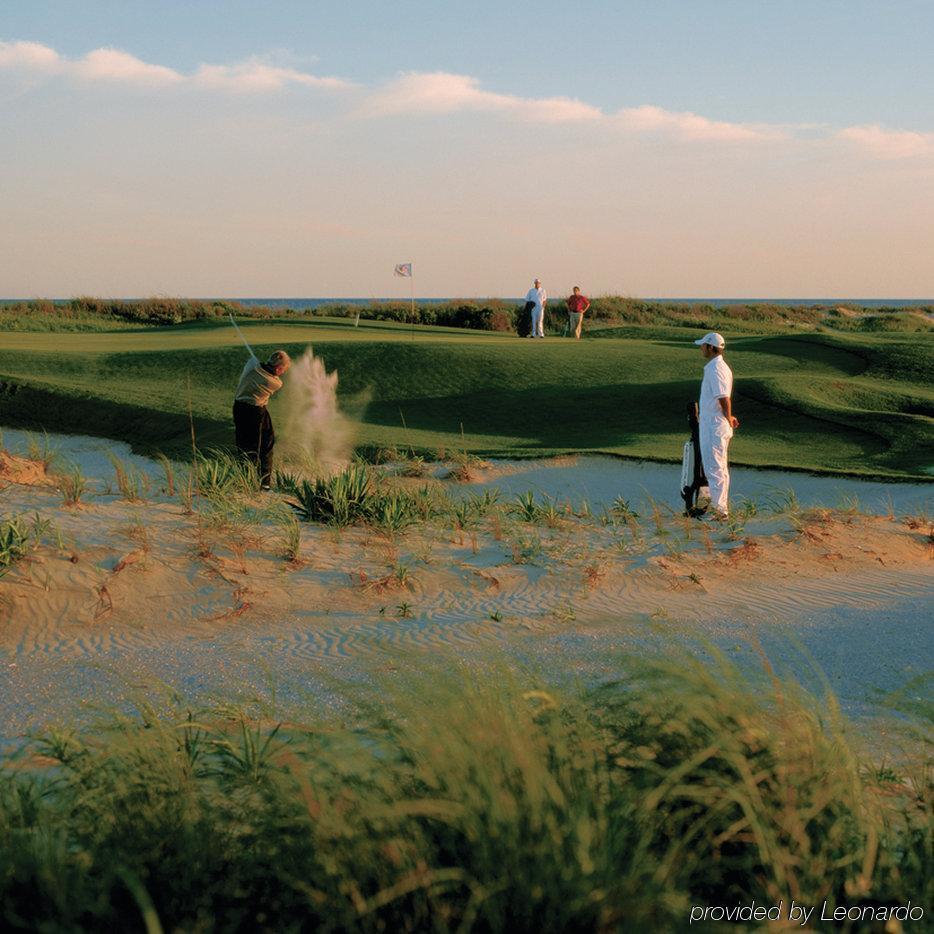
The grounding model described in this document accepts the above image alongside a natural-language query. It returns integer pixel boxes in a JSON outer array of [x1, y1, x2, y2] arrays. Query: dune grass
[[0, 653, 929, 932], [0, 512, 60, 576], [0, 315, 931, 479]]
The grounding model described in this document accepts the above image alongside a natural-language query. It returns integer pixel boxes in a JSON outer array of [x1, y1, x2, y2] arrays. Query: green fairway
[[1, 316, 931, 478]]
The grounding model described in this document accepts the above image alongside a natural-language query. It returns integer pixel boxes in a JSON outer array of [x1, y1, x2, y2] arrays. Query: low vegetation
[[0, 512, 59, 576], [284, 463, 424, 533], [2, 295, 931, 336], [0, 654, 928, 932]]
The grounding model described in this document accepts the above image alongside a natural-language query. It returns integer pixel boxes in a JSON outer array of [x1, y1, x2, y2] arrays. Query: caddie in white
[[694, 332, 739, 519]]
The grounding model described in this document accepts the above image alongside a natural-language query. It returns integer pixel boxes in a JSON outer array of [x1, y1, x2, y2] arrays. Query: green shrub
[[288, 463, 422, 532], [0, 515, 32, 573], [288, 462, 374, 525]]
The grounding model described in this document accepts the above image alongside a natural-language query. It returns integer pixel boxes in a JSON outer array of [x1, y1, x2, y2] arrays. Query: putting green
[[0, 317, 931, 478]]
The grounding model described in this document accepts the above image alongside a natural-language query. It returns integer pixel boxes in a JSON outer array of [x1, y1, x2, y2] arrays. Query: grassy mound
[[1, 655, 929, 932], [0, 317, 931, 478]]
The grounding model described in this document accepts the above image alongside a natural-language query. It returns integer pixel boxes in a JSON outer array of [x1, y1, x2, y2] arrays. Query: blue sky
[[2, 1, 932, 297]]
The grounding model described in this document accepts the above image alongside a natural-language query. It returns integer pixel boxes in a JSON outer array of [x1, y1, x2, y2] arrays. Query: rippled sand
[[1, 435, 932, 738]]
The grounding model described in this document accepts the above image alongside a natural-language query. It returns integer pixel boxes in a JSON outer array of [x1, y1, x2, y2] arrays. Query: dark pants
[[233, 401, 275, 486]]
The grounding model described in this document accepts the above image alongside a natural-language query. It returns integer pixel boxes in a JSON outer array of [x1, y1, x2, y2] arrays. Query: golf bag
[[517, 301, 534, 337], [680, 402, 710, 516]]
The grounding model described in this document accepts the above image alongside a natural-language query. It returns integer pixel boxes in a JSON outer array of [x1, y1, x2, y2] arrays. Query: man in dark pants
[[232, 349, 291, 489]]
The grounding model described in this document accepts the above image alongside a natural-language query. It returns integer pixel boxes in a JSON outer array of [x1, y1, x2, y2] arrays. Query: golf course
[[1, 309, 932, 478], [5, 4, 934, 927]]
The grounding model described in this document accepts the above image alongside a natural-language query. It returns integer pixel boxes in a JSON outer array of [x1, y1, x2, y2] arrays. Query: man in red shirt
[[566, 286, 591, 340]]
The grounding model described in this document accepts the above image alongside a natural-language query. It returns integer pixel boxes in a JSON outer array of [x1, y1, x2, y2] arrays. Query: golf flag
[[394, 263, 413, 277]]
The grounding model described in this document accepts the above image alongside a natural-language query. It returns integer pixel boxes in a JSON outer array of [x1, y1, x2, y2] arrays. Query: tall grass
[[107, 452, 148, 502], [55, 461, 90, 507], [277, 510, 303, 563], [155, 452, 177, 497], [0, 653, 928, 932]]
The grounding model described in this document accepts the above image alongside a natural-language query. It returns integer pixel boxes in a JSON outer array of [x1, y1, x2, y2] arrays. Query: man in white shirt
[[525, 279, 547, 338], [694, 332, 739, 518]]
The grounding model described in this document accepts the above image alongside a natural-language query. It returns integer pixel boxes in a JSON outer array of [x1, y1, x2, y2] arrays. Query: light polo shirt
[[699, 355, 733, 429], [235, 355, 283, 407], [525, 287, 547, 309]]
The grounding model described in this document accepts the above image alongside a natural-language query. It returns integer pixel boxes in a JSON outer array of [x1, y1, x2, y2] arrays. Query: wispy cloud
[[614, 104, 785, 142], [362, 73, 789, 142], [3, 39, 932, 157], [0, 39, 351, 92], [362, 71, 602, 123], [193, 58, 351, 92], [73, 48, 183, 86], [837, 123, 934, 159]]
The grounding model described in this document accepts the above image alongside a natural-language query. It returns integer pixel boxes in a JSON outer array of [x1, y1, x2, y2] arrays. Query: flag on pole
[[394, 263, 413, 277]]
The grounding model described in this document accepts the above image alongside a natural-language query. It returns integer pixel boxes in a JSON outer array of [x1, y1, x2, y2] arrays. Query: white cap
[[694, 332, 725, 349]]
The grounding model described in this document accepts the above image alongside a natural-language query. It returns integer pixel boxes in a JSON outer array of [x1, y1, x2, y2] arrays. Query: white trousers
[[699, 425, 732, 516], [531, 306, 544, 336]]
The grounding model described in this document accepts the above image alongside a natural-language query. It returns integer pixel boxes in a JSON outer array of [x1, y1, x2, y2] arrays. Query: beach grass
[[0, 312, 931, 479], [0, 652, 928, 932]]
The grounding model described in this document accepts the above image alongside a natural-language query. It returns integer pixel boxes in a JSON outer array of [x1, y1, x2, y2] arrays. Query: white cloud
[[0, 40, 63, 73], [364, 73, 791, 141], [838, 123, 934, 159], [615, 104, 785, 142], [73, 48, 182, 86], [0, 39, 348, 94], [363, 72, 603, 123], [193, 58, 350, 92]]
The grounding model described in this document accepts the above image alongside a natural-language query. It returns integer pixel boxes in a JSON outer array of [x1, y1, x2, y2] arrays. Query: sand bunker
[[1, 433, 931, 737]]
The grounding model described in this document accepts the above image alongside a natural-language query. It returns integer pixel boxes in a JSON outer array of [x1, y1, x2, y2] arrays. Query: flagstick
[[410, 271, 415, 341]]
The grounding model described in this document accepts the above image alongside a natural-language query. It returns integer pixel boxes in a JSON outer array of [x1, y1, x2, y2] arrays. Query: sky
[[1, 0, 932, 299]]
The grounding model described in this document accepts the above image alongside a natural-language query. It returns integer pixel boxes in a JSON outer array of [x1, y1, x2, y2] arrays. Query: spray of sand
[[279, 347, 355, 476]]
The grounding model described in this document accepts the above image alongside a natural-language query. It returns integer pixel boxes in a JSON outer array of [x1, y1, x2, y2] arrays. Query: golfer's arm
[[718, 396, 733, 419]]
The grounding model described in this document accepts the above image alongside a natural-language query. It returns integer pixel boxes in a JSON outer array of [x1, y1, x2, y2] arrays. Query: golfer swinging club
[[230, 317, 291, 490], [695, 332, 739, 519]]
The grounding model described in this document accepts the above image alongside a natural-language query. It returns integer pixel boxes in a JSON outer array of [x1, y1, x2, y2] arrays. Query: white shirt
[[525, 286, 547, 309], [699, 355, 733, 430]]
